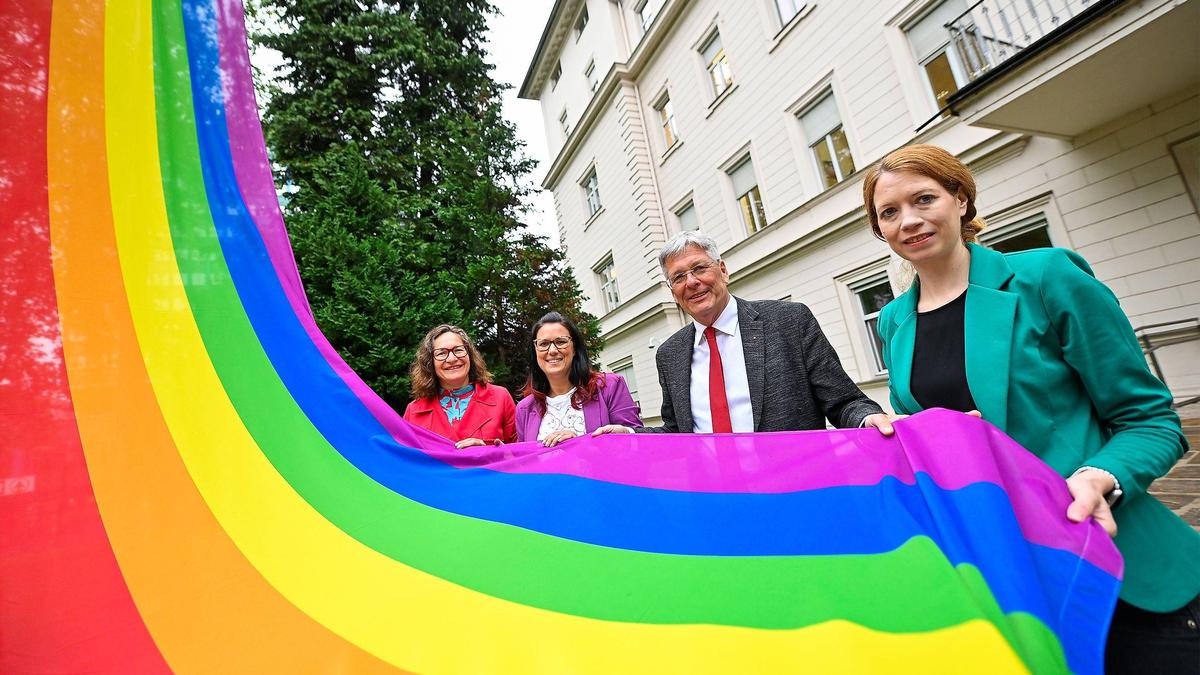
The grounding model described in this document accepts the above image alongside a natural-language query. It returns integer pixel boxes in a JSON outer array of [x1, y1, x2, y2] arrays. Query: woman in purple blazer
[[516, 312, 643, 446]]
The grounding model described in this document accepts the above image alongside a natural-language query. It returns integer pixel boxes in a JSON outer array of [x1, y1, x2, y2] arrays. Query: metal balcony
[[941, 0, 1200, 138], [947, 0, 1099, 83]]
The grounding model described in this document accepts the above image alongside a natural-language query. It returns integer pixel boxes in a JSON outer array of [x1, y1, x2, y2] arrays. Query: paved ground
[[1149, 401, 1200, 531]]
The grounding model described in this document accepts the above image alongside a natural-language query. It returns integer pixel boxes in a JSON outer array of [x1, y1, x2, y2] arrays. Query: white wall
[[538, 0, 629, 160], [532, 0, 1200, 403]]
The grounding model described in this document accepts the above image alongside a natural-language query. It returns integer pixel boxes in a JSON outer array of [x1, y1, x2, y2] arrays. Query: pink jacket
[[514, 372, 642, 442]]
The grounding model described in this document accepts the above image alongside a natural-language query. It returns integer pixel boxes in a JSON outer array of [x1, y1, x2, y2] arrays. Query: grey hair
[[658, 231, 721, 278]]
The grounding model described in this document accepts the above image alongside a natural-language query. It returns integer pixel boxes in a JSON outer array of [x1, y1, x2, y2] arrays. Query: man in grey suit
[[594, 231, 897, 435]]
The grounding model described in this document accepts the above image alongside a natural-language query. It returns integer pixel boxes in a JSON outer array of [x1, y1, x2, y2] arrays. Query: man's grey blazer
[[640, 297, 882, 433]]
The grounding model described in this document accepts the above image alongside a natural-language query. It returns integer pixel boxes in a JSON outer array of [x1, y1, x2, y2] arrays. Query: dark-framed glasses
[[668, 260, 719, 288], [534, 336, 573, 352], [433, 346, 468, 361]]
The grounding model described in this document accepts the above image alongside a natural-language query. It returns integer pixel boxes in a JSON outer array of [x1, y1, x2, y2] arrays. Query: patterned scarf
[[439, 384, 476, 424]]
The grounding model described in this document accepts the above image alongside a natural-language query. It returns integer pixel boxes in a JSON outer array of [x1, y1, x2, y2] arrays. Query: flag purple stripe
[[213, 4, 1119, 580], [215, 0, 438, 452], [402, 410, 1121, 577]]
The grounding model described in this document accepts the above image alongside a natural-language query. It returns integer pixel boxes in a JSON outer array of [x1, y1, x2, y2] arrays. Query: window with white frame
[[980, 213, 1053, 253], [905, 0, 971, 116], [611, 359, 640, 406], [850, 273, 895, 374], [728, 156, 767, 234], [676, 202, 699, 231], [559, 107, 571, 136], [550, 61, 562, 90], [653, 92, 679, 149], [574, 5, 589, 40], [800, 92, 855, 189], [636, 0, 664, 33], [595, 255, 620, 312], [700, 31, 733, 98], [582, 167, 602, 217], [775, 0, 806, 24], [584, 59, 598, 92]]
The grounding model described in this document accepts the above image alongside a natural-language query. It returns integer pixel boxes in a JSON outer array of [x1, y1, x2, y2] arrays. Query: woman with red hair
[[864, 144, 1198, 672]]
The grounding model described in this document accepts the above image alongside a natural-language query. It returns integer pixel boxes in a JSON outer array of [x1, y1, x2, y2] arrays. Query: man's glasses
[[433, 346, 468, 361], [668, 260, 720, 288], [534, 336, 573, 352]]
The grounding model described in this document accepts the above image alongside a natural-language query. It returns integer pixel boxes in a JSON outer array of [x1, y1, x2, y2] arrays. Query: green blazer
[[878, 243, 1199, 612]]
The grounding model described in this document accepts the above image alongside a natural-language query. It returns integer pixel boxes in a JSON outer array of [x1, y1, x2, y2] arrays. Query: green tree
[[252, 0, 600, 408]]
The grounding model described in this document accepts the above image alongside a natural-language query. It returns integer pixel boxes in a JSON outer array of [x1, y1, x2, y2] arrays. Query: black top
[[911, 290, 978, 413]]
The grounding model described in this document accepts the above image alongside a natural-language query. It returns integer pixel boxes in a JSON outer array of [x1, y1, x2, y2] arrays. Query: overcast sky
[[484, 0, 559, 246]]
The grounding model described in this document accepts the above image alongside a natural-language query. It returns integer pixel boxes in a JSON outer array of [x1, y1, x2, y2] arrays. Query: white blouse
[[536, 388, 587, 441]]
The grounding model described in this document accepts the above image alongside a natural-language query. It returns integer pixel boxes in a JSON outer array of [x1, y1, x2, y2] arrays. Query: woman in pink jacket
[[516, 312, 642, 446]]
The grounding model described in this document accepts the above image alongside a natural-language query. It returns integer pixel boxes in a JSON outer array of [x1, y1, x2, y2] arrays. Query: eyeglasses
[[534, 336, 573, 352], [668, 260, 720, 288], [433, 346, 468, 361]]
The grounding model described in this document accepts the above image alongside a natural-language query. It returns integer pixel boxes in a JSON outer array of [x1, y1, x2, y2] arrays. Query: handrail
[[1134, 318, 1200, 409]]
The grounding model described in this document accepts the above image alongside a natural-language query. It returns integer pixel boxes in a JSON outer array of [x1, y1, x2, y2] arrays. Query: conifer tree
[[253, 0, 601, 408]]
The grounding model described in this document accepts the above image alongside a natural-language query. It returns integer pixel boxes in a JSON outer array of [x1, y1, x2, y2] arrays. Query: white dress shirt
[[689, 297, 755, 433]]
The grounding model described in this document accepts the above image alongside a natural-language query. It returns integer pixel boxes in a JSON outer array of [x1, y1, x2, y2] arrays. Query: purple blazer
[[515, 372, 643, 442]]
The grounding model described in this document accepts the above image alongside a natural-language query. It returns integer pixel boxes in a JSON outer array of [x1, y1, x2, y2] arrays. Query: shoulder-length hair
[[409, 324, 492, 400], [522, 312, 604, 414], [862, 143, 986, 244]]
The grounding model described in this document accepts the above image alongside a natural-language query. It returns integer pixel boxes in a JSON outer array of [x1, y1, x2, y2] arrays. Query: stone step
[[1152, 422, 1199, 531]]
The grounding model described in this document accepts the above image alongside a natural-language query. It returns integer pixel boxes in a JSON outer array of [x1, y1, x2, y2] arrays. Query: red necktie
[[704, 326, 733, 433]]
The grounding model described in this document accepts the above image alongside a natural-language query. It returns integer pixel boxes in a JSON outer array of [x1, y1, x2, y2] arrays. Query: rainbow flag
[[0, 0, 1121, 672]]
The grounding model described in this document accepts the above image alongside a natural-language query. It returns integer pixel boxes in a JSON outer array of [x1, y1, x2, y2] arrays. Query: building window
[[980, 213, 1052, 253], [676, 202, 699, 232], [775, 0, 806, 24], [582, 168, 601, 216], [728, 156, 766, 234], [559, 108, 571, 136], [700, 31, 733, 98], [906, 0, 971, 115], [636, 0, 664, 33], [851, 274, 895, 374], [611, 360, 640, 406], [550, 61, 562, 90], [595, 255, 621, 312], [653, 92, 678, 149], [574, 5, 589, 40], [584, 59, 598, 92], [799, 92, 855, 189]]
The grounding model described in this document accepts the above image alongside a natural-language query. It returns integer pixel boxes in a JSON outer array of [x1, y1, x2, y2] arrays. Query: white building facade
[[519, 0, 1200, 424]]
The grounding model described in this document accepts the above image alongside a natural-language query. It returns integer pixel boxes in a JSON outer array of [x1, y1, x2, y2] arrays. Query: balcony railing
[[1135, 318, 1200, 409], [947, 0, 1099, 83]]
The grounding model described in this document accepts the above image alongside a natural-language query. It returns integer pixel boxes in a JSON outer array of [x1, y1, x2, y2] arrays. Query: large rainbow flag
[[0, 0, 1121, 672]]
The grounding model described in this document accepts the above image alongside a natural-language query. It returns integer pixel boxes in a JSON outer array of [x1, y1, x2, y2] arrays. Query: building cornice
[[720, 126, 1021, 282], [544, 64, 629, 190], [596, 279, 671, 325], [728, 209, 866, 285], [518, 0, 579, 100], [539, 0, 694, 190], [602, 299, 679, 343]]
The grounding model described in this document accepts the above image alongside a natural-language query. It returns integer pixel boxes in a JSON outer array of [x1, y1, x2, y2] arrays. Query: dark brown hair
[[862, 144, 985, 243], [409, 324, 492, 399], [521, 312, 604, 414]]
